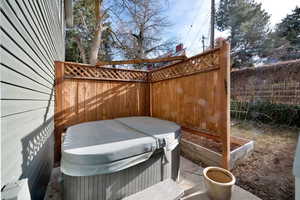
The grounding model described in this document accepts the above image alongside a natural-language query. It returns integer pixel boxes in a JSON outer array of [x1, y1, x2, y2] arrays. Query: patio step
[[123, 179, 184, 200]]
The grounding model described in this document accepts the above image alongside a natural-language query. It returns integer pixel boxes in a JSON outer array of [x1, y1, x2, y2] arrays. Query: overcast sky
[[165, 0, 300, 57]]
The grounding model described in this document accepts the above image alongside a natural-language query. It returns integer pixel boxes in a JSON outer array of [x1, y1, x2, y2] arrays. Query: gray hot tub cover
[[61, 117, 181, 176]]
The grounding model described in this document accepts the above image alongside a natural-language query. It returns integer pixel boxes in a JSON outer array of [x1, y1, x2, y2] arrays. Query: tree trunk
[[75, 36, 87, 63], [136, 28, 145, 59], [89, 0, 103, 65], [137, 38, 145, 58], [89, 27, 102, 65]]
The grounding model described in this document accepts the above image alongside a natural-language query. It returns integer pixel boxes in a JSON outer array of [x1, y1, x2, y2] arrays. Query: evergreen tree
[[216, 0, 270, 68], [263, 6, 300, 61], [277, 6, 300, 46]]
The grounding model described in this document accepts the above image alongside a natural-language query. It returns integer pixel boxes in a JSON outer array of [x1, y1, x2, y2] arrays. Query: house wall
[[1, 0, 65, 199]]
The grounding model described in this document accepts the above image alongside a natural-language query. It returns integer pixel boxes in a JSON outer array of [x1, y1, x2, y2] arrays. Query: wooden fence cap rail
[[96, 56, 187, 66]]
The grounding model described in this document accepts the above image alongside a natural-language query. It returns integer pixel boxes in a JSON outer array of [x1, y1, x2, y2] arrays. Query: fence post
[[218, 40, 231, 169], [54, 61, 65, 163], [148, 72, 153, 117]]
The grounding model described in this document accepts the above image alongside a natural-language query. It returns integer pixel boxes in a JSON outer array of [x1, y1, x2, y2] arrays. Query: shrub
[[231, 100, 300, 127]]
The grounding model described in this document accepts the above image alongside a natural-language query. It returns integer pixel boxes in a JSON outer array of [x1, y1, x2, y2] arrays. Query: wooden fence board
[[150, 41, 230, 168], [151, 71, 219, 135]]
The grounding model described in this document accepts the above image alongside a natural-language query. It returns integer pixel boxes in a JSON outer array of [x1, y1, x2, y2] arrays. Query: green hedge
[[231, 101, 300, 127]]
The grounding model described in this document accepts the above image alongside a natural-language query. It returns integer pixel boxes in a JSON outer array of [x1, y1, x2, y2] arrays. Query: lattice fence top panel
[[64, 62, 148, 82], [149, 49, 220, 82], [62, 49, 220, 83]]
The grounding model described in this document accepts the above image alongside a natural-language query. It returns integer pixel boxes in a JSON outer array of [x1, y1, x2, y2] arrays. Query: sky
[[164, 0, 300, 57]]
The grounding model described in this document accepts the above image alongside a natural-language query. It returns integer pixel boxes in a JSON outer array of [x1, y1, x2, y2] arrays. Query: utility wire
[[187, 12, 210, 54], [186, 0, 220, 54], [183, 2, 204, 44], [187, 14, 210, 51]]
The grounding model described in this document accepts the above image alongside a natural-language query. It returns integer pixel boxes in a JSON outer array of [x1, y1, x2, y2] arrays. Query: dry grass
[[231, 120, 299, 200]]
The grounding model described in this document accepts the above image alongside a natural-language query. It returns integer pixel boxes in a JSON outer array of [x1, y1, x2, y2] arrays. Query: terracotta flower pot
[[203, 167, 236, 200]]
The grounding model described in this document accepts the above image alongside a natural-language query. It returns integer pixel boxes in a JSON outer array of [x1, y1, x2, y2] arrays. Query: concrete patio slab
[[44, 157, 261, 200], [179, 157, 261, 200]]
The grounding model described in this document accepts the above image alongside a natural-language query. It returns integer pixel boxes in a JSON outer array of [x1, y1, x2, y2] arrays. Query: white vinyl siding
[[1, 0, 64, 199]]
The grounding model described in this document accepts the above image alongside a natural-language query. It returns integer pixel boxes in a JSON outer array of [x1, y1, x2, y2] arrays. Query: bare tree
[[67, 0, 175, 66], [110, 0, 176, 62]]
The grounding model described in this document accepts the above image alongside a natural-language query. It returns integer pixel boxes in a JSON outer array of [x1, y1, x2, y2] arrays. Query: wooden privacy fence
[[54, 40, 230, 168]]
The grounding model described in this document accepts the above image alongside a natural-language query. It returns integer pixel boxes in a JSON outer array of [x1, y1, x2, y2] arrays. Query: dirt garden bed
[[181, 121, 299, 200]]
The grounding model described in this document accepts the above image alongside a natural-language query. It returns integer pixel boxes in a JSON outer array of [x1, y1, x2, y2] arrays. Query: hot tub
[[61, 117, 181, 200]]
